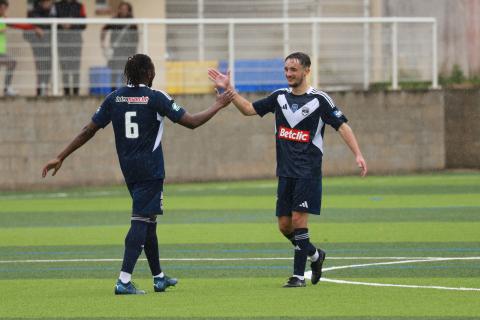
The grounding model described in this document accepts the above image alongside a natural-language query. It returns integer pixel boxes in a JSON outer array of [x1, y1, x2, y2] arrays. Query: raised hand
[[208, 68, 231, 90]]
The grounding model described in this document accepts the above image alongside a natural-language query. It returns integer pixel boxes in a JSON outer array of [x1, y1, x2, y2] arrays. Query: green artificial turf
[[0, 173, 479, 319]]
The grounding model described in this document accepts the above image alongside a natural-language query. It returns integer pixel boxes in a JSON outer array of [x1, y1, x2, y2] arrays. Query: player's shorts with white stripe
[[276, 176, 322, 216], [126, 179, 164, 217]]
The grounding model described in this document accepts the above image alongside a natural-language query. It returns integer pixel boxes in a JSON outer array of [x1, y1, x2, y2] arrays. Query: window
[[95, 0, 112, 15], [95, 0, 109, 9]]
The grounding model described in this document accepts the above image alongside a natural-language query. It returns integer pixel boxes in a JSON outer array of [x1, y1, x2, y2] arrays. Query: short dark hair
[[285, 52, 311, 69], [0, 0, 9, 6], [118, 1, 133, 18], [123, 54, 155, 86]]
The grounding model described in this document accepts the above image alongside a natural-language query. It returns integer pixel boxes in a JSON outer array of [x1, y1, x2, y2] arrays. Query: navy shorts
[[126, 179, 164, 217], [276, 176, 322, 216]]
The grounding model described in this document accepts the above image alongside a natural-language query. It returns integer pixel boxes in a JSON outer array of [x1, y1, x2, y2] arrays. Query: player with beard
[[208, 52, 367, 287]]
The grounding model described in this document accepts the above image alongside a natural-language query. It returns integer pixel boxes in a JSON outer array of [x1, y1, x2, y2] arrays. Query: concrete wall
[[2, 89, 476, 191], [445, 89, 480, 168]]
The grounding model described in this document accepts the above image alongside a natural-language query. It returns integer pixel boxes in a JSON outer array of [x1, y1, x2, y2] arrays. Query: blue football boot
[[114, 279, 146, 295], [153, 275, 178, 292]]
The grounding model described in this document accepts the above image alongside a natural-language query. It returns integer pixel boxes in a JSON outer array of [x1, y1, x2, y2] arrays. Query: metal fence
[[1, 17, 437, 96]]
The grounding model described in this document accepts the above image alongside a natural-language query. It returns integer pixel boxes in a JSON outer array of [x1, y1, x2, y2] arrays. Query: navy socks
[[144, 222, 162, 276], [121, 220, 148, 274], [293, 228, 317, 277]]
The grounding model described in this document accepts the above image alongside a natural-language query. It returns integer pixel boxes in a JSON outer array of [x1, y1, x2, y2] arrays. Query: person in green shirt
[[0, 0, 17, 96]]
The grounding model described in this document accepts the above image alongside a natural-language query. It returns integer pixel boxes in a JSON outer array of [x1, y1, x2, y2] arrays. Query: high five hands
[[208, 69, 232, 90]]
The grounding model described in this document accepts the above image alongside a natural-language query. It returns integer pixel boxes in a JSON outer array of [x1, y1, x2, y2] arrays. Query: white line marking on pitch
[[323, 257, 480, 272], [320, 278, 480, 292], [1, 256, 479, 292], [0, 257, 292, 264], [2, 256, 478, 264]]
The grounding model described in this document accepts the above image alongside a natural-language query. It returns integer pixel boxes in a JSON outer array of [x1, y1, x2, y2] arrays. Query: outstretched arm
[[338, 123, 367, 177], [207, 68, 257, 116], [177, 89, 235, 129], [42, 121, 101, 177]]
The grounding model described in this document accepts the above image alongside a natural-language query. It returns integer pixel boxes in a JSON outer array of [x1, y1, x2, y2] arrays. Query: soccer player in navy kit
[[208, 52, 367, 287], [42, 54, 235, 294]]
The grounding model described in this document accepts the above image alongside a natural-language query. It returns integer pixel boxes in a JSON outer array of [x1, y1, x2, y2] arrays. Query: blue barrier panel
[[89, 67, 112, 96], [219, 59, 287, 93]]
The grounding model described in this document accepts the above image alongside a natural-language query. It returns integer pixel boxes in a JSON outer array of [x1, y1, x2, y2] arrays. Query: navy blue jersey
[[252, 86, 347, 178], [92, 85, 186, 183]]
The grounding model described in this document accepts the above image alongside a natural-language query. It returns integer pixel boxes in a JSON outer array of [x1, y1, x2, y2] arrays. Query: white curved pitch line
[[324, 257, 480, 272], [320, 278, 480, 292], [303, 256, 480, 292]]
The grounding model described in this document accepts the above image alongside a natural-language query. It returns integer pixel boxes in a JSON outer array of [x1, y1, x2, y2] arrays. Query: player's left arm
[[42, 121, 101, 177], [338, 123, 367, 177]]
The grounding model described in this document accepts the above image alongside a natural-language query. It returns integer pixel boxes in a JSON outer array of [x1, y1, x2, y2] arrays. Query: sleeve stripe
[[154, 89, 173, 101], [272, 88, 289, 95], [316, 91, 336, 108]]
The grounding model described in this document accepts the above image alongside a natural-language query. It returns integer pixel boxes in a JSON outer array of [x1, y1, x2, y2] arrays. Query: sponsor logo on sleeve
[[172, 102, 182, 111], [334, 110, 343, 118], [278, 126, 310, 143], [116, 96, 150, 104]]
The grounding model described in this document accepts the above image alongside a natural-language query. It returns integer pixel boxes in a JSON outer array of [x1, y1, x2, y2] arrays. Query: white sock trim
[[310, 250, 320, 262], [293, 275, 305, 280], [119, 271, 131, 284], [153, 272, 165, 279]]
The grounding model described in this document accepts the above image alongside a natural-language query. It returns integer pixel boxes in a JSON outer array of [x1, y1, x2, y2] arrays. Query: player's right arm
[[208, 68, 257, 116], [177, 89, 236, 129], [42, 121, 101, 177]]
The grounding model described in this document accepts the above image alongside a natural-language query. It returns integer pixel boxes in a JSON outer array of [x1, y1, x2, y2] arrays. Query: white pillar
[[311, 21, 319, 89], [432, 20, 439, 89], [198, 0, 205, 60], [51, 22, 59, 96], [283, 0, 289, 57], [142, 23, 149, 54], [363, 0, 371, 90], [391, 21, 398, 90], [228, 22, 235, 87]]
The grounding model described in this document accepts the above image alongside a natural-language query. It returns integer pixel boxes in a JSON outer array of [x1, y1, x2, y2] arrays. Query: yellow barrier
[[166, 61, 218, 94]]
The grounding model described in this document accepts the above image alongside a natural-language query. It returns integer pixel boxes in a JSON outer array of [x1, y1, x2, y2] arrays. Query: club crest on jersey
[[278, 126, 310, 143], [302, 107, 310, 116], [116, 96, 149, 104], [290, 104, 299, 112]]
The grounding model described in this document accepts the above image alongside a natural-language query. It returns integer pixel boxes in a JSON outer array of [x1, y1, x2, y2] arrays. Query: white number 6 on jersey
[[125, 111, 139, 139]]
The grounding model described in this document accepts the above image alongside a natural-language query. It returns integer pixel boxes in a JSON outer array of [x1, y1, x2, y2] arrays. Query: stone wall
[[0, 89, 477, 190], [444, 89, 480, 168]]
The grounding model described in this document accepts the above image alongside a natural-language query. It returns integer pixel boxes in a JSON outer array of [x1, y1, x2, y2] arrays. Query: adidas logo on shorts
[[299, 201, 309, 209]]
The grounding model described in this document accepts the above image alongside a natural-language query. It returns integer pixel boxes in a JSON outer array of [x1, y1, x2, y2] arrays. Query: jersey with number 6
[[92, 85, 186, 183]]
